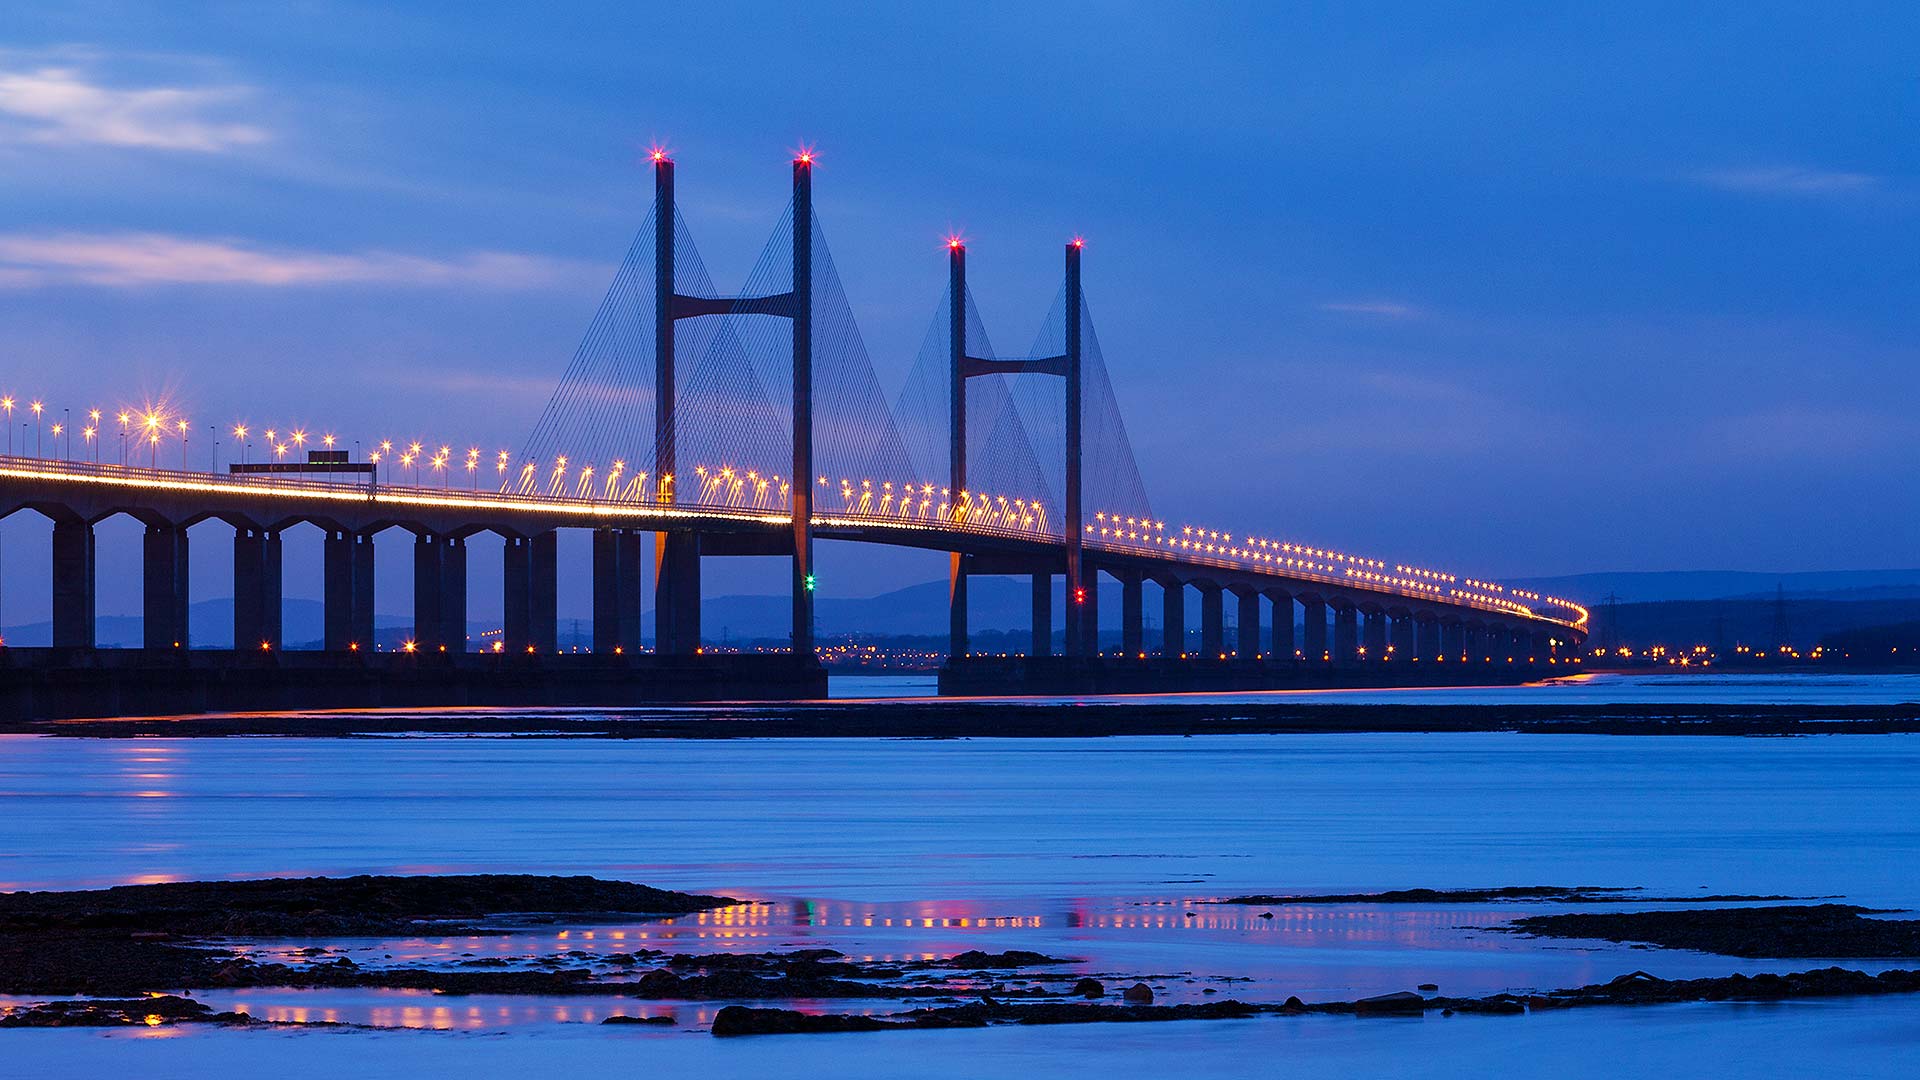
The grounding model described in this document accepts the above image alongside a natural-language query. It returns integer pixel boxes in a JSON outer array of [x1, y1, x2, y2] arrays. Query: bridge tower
[[946, 239, 1087, 659], [652, 153, 816, 658]]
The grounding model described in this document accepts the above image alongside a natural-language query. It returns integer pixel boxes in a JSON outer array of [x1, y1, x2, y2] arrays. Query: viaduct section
[[0, 153, 1585, 715]]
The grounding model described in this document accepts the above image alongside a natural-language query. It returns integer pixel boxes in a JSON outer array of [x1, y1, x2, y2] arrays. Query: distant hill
[[1509, 569, 1920, 605], [1590, 596, 1920, 652], [1, 598, 413, 649]]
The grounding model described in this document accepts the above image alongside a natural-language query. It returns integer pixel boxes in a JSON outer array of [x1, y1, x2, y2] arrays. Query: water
[[3, 673, 1918, 1075], [829, 670, 1920, 705]]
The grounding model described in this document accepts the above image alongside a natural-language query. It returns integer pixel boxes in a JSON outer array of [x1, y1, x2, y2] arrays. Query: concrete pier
[[1416, 616, 1442, 661], [593, 529, 647, 654], [531, 531, 558, 653], [142, 523, 189, 650], [1363, 609, 1388, 661], [1198, 582, 1223, 659], [413, 533, 443, 650], [51, 518, 94, 649], [233, 526, 282, 650], [1267, 590, 1294, 660], [503, 534, 531, 651], [1121, 574, 1143, 657], [1302, 598, 1328, 662], [323, 529, 374, 651], [1235, 587, 1260, 659], [439, 535, 467, 652], [1333, 604, 1358, 665], [656, 531, 701, 654], [1393, 613, 1415, 659], [1078, 563, 1099, 654], [1160, 578, 1184, 657], [1030, 572, 1051, 657]]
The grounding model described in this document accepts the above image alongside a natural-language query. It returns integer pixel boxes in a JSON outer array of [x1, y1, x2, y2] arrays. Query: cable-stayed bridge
[[0, 151, 1586, 713]]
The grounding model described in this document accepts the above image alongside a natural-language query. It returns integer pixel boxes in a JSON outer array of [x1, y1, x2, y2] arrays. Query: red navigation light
[[793, 142, 817, 166], [1074, 587, 1086, 604], [946, 235, 964, 251], [1070, 235, 1086, 249], [648, 143, 671, 164]]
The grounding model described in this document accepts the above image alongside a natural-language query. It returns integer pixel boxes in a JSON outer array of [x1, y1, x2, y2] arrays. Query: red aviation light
[[648, 143, 671, 164], [1074, 587, 1086, 604], [1070, 235, 1085, 249], [793, 142, 817, 166], [946, 235, 964, 250]]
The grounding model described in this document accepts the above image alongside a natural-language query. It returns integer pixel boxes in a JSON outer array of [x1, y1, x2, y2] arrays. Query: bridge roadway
[[0, 453, 1584, 703]]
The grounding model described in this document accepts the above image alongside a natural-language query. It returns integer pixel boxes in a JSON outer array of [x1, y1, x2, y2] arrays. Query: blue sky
[[1, 2, 1916, 622]]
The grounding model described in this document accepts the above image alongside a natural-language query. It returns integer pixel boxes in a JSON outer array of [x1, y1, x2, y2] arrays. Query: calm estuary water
[[2, 672, 1917, 1077]]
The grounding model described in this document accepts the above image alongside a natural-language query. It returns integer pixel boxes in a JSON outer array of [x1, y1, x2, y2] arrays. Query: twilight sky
[[1, 2, 1917, 621]]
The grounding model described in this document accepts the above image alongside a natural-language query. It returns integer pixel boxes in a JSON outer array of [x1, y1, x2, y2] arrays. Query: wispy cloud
[[0, 55, 267, 152], [0, 232, 589, 289], [1318, 300, 1421, 319], [1690, 166, 1880, 196]]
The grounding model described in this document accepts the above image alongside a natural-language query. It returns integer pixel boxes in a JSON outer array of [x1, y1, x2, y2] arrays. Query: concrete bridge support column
[[1391, 613, 1415, 661], [1235, 588, 1261, 660], [1301, 599, 1328, 662], [1266, 591, 1294, 661], [1333, 604, 1359, 665], [1121, 574, 1144, 658], [1199, 584, 1224, 659], [1441, 621, 1465, 662], [412, 533, 444, 650], [50, 519, 95, 649], [324, 530, 374, 651], [593, 528, 625, 654], [1464, 625, 1484, 662], [1159, 579, 1185, 657], [1030, 572, 1051, 657], [655, 532, 701, 654], [618, 531, 643, 652], [142, 523, 190, 650], [1531, 631, 1553, 663], [1363, 609, 1388, 661], [949, 553, 969, 659], [1077, 562, 1100, 655], [1416, 616, 1441, 661], [233, 527, 283, 651], [530, 531, 558, 654], [503, 536, 531, 652], [439, 536, 467, 652]]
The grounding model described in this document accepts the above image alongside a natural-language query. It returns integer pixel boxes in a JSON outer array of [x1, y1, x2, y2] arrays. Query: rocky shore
[[709, 967, 1920, 1035], [1509, 904, 1920, 958], [8, 875, 1920, 1036]]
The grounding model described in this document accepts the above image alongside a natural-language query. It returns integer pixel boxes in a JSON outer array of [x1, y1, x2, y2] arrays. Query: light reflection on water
[[181, 893, 1916, 1033]]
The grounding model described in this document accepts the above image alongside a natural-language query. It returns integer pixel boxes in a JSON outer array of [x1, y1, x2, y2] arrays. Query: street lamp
[[1, 396, 13, 455]]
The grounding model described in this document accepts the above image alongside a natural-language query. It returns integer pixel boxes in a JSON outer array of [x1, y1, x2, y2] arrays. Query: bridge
[[0, 150, 1585, 714]]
